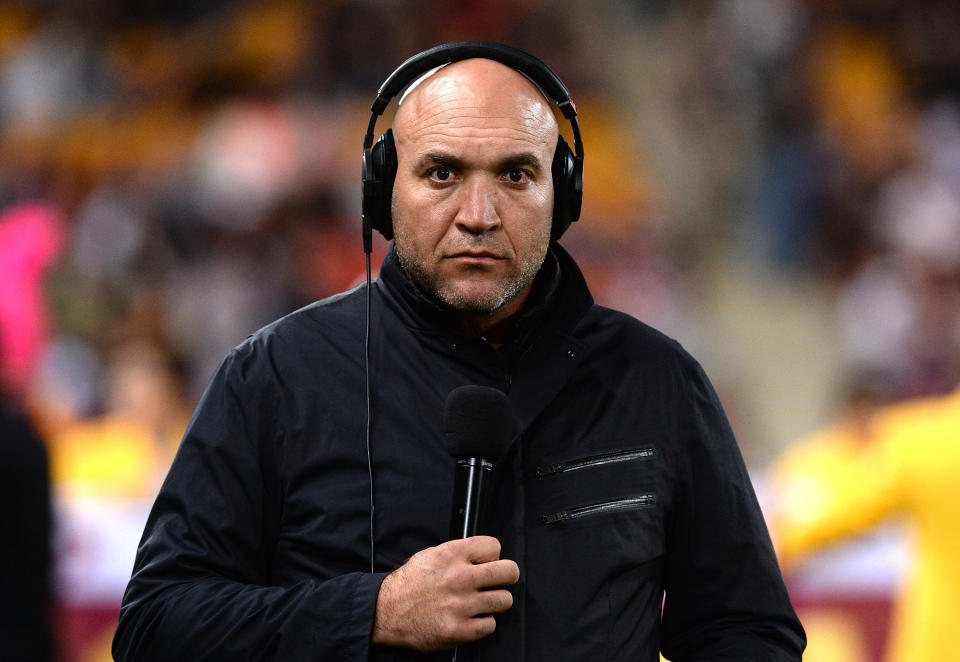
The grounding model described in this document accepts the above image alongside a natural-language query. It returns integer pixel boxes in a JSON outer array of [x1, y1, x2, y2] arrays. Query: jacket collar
[[376, 242, 593, 345]]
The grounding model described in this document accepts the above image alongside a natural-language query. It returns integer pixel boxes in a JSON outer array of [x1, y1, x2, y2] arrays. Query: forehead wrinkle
[[397, 107, 557, 157], [410, 128, 552, 154], [406, 103, 553, 131]]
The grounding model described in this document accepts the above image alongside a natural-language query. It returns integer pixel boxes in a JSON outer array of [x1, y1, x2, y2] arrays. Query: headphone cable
[[364, 248, 375, 573]]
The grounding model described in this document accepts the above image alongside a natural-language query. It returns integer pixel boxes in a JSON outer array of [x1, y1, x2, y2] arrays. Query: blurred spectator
[[0, 13, 114, 134], [44, 340, 191, 662], [771, 385, 960, 662], [26, 336, 104, 442], [0, 201, 65, 400], [49, 339, 189, 500], [161, 236, 290, 396], [0, 392, 54, 662]]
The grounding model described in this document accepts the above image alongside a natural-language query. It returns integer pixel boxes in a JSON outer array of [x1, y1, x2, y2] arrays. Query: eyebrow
[[414, 151, 546, 176], [414, 152, 464, 171], [499, 153, 545, 175]]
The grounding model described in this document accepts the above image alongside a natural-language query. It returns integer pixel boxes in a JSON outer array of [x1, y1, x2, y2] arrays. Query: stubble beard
[[394, 226, 550, 317]]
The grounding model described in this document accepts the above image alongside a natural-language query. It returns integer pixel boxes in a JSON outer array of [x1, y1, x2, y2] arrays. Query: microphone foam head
[[444, 385, 515, 461]]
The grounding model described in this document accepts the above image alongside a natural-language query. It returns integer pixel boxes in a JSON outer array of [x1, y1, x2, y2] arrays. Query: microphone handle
[[449, 458, 494, 539]]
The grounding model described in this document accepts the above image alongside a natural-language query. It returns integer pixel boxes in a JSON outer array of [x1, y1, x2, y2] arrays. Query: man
[[772, 385, 960, 662], [114, 45, 804, 661]]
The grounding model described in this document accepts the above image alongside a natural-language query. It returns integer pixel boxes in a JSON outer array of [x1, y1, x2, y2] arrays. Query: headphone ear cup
[[550, 135, 582, 241], [366, 129, 398, 240]]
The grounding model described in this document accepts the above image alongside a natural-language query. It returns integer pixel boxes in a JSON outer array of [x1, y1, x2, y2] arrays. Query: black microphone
[[444, 385, 515, 539]]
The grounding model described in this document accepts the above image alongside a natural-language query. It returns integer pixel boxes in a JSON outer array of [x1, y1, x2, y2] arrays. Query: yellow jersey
[[772, 389, 960, 662]]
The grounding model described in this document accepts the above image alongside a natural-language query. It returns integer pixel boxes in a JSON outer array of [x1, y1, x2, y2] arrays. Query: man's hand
[[372, 536, 520, 651]]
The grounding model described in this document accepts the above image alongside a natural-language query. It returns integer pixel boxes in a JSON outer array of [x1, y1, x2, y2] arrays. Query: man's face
[[391, 59, 558, 319]]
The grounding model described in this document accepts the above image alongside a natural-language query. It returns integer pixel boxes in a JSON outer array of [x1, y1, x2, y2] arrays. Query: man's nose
[[454, 177, 500, 234]]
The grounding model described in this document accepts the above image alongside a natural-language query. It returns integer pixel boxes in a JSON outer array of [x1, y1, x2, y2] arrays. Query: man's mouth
[[446, 250, 504, 262]]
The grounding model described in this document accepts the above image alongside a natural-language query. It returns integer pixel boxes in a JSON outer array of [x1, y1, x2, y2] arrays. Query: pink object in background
[[0, 201, 65, 398]]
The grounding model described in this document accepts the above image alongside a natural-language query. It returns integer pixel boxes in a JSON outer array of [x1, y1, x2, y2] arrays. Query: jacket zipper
[[541, 493, 657, 525], [536, 447, 654, 476]]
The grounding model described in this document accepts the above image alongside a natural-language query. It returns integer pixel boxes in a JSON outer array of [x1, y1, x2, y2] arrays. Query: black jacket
[[114, 245, 804, 661]]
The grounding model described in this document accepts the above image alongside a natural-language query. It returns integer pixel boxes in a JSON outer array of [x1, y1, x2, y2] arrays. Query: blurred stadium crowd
[[0, 1, 958, 661]]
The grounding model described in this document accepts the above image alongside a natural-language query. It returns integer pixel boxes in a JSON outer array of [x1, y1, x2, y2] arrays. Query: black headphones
[[361, 41, 584, 253]]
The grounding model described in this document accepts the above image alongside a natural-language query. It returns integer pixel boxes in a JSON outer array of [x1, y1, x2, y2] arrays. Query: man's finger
[[459, 614, 497, 642], [470, 558, 520, 588], [460, 535, 502, 564], [468, 588, 514, 616]]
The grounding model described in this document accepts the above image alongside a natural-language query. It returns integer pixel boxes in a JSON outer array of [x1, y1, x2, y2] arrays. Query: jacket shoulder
[[210, 284, 369, 390], [237, 284, 367, 350], [579, 304, 699, 374]]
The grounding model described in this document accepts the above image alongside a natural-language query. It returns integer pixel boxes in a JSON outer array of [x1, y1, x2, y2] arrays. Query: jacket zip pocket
[[541, 493, 657, 525], [536, 447, 654, 476]]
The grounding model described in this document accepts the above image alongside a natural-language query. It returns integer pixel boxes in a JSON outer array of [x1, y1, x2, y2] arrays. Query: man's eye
[[429, 167, 453, 182], [506, 168, 530, 184]]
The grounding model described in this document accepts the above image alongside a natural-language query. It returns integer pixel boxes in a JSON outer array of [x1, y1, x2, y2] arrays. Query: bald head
[[393, 58, 559, 152]]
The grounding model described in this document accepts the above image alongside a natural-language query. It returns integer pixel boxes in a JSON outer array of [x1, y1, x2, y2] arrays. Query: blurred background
[[1, 1, 958, 661]]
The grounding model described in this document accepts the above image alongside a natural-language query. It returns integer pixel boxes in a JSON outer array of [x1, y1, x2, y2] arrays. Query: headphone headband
[[371, 41, 577, 121]]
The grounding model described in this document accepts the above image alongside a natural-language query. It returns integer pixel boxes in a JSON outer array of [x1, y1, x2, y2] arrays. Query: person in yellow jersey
[[771, 383, 960, 662], [49, 341, 187, 499], [45, 341, 189, 662]]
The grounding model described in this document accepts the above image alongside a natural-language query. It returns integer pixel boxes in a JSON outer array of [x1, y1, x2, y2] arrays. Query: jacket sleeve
[[660, 361, 805, 662], [112, 347, 387, 662]]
